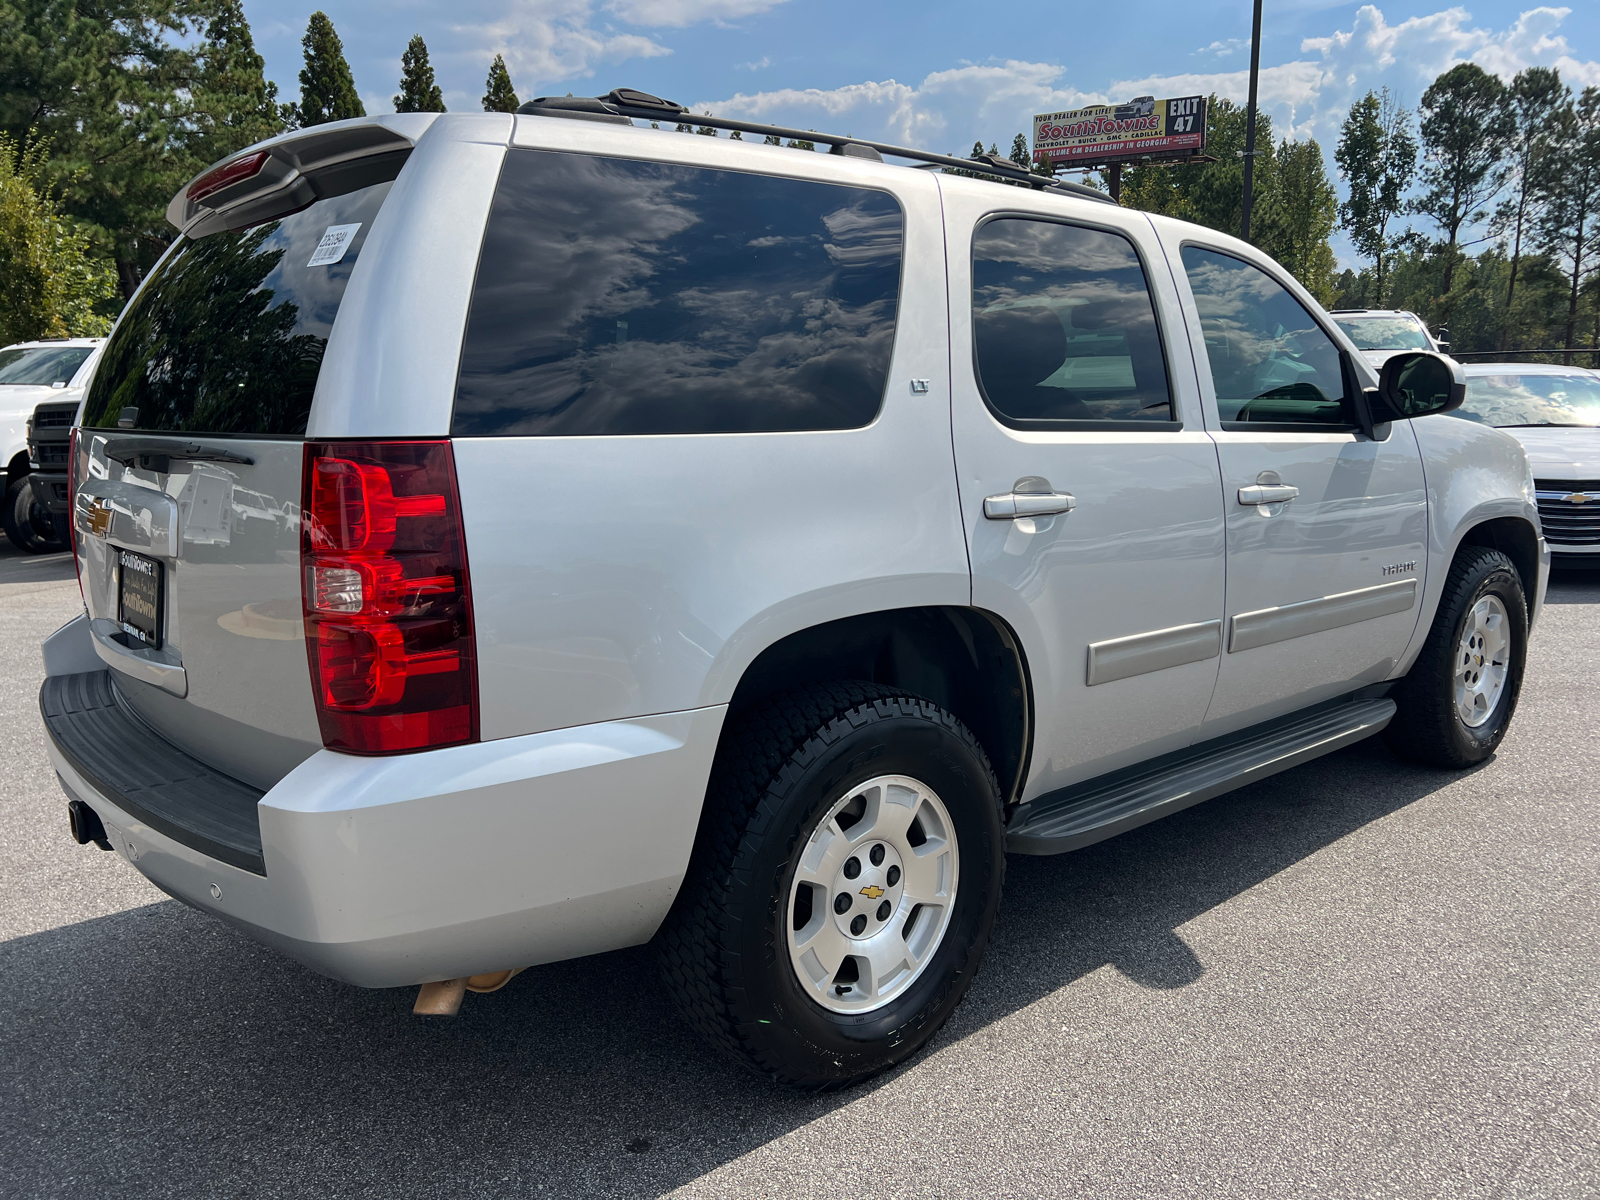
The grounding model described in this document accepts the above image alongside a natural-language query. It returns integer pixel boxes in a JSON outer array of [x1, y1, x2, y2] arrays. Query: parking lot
[[2, 543, 1595, 1199]]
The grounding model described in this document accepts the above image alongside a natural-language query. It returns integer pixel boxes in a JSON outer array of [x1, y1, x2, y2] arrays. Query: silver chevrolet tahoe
[[40, 94, 1549, 1089]]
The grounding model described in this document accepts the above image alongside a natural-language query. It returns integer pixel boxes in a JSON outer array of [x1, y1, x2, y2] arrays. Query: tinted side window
[[453, 150, 904, 436], [971, 218, 1173, 425], [1180, 246, 1348, 426], [82, 179, 395, 435]]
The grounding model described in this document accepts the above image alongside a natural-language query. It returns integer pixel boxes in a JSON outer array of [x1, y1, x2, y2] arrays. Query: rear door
[[73, 166, 404, 789], [941, 183, 1227, 796]]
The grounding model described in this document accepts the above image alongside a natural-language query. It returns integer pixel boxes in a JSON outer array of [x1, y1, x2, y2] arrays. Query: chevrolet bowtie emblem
[[859, 885, 885, 900], [1570, 493, 1592, 505]]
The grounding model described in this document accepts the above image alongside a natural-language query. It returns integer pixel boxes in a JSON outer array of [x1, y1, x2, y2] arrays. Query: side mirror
[[1432, 327, 1451, 353], [1376, 351, 1465, 420]]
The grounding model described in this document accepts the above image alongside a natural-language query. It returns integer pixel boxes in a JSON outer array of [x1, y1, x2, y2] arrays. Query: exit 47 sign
[[1033, 95, 1208, 169]]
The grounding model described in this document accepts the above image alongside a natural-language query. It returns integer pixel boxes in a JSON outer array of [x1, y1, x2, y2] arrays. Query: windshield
[[0, 346, 93, 386], [1454, 372, 1600, 428], [1333, 315, 1432, 351]]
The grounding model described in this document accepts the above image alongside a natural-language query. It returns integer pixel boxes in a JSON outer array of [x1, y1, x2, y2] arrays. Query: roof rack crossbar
[[518, 90, 1116, 205]]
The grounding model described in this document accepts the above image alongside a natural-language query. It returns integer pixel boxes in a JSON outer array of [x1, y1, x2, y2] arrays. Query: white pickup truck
[[40, 96, 1546, 1089]]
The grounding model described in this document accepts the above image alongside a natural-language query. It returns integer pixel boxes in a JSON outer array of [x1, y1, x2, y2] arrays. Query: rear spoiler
[[165, 115, 441, 235]]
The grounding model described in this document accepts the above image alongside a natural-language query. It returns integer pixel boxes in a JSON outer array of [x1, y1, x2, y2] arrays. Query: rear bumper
[[43, 660, 725, 988]]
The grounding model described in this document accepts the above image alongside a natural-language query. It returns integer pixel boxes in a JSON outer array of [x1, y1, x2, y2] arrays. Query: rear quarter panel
[[451, 121, 969, 739]]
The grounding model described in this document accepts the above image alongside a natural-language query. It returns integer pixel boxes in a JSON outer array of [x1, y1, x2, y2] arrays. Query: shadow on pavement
[[1, 735, 1473, 1199], [0, 539, 76, 589]]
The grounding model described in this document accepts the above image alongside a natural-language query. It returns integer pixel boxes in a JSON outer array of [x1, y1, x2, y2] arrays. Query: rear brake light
[[188, 151, 272, 203], [301, 441, 477, 754]]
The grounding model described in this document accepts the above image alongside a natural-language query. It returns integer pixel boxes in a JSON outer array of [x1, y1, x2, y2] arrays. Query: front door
[[942, 188, 1227, 798], [1162, 238, 1429, 736]]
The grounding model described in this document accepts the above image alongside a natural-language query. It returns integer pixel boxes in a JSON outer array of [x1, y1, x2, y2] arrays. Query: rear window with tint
[[453, 150, 904, 436], [81, 179, 394, 435]]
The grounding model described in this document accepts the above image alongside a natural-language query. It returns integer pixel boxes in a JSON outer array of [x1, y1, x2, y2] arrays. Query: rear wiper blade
[[101, 436, 255, 470]]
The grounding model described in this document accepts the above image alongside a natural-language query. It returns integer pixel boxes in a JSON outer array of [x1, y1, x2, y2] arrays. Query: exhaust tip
[[67, 799, 111, 851]]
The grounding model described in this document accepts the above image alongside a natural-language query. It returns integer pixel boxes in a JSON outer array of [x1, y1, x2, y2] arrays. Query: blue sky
[[245, 1, 1600, 263]]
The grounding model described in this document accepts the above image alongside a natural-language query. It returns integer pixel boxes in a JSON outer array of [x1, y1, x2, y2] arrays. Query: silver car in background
[[1450, 363, 1600, 567]]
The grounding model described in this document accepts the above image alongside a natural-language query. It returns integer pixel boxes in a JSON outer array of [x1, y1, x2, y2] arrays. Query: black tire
[[2, 475, 64, 554], [1386, 546, 1528, 768], [658, 681, 1005, 1089]]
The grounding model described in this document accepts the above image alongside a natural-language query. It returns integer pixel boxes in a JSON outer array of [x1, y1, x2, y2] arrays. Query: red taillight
[[187, 151, 272, 203], [301, 441, 477, 754]]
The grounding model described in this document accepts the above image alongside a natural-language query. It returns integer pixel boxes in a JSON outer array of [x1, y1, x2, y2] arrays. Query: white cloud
[[739, 56, 773, 71], [699, 5, 1600, 157], [704, 61, 1102, 150], [451, 0, 671, 93], [604, 0, 789, 27], [1196, 38, 1249, 59]]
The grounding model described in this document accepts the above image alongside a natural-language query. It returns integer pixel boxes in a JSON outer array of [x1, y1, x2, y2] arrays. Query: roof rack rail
[[517, 89, 1117, 205]]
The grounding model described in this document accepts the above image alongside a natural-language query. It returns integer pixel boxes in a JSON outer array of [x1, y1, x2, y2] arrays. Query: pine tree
[[295, 11, 365, 127], [394, 35, 445, 113], [1492, 67, 1565, 346], [1336, 89, 1416, 305], [482, 55, 519, 113], [1415, 63, 1512, 302], [1532, 86, 1600, 358], [763, 134, 781, 146], [1009, 133, 1031, 171], [189, 0, 286, 165]]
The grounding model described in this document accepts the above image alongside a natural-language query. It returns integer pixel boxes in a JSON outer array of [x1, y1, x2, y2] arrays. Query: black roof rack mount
[[517, 88, 1116, 205]]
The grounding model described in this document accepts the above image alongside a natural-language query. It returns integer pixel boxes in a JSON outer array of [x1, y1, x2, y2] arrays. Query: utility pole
[[1240, 0, 1263, 242]]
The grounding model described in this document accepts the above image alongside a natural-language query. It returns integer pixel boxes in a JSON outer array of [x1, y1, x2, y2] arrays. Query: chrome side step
[[1005, 698, 1397, 856]]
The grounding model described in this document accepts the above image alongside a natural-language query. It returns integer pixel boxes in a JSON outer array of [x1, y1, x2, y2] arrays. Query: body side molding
[[1086, 619, 1222, 686], [1229, 579, 1417, 653]]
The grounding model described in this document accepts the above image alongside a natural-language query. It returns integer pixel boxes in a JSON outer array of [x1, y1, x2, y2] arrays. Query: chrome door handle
[[983, 491, 1076, 520], [1238, 484, 1299, 505]]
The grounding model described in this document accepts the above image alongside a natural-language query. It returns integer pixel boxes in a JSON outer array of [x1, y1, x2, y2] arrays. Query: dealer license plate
[[117, 548, 163, 649]]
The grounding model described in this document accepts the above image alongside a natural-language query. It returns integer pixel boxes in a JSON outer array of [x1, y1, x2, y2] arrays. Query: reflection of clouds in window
[[1180, 246, 1343, 422], [971, 218, 1172, 423], [454, 151, 904, 436]]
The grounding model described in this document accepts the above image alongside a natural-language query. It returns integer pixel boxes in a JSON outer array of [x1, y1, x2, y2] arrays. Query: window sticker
[[307, 223, 362, 267]]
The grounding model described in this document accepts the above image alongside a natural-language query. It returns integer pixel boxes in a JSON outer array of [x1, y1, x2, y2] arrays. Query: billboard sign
[[1033, 95, 1207, 169]]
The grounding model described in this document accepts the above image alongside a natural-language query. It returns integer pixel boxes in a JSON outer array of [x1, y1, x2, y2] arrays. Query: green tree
[[1335, 89, 1416, 305], [1257, 138, 1339, 304], [482, 54, 519, 113], [1492, 67, 1566, 347], [394, 35, 445, 114], [1122, 98, 1275, 233], [1008, 132, 1031, 171], [1532, 86, 1600, 358], [0, 0, 198, 296], [294, 11, 364, 128], [1414, 62, 1512, 302], [0, 136, 118, 343], [188, 0, 287, 168]]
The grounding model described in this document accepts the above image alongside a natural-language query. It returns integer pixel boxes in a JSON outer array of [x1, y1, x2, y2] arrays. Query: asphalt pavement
[[2, 541, 1596, 1199]]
